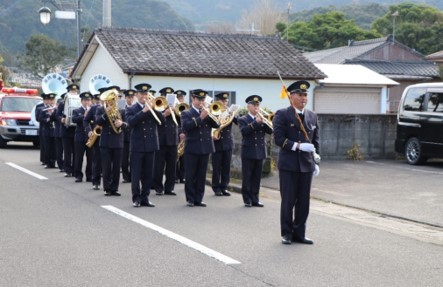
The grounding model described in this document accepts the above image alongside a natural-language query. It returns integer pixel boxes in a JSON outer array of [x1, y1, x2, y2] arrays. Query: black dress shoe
[[104, 190, 112, 196], [281, 235, 292, 245], [93, 185, 99, 190], [221, 190, 231, 196], [195, 202, 207, 207], [64, 173, 72, 177], [186, 201, 194, 207], [111, 192, 121, 196], [214, 191, 223, 196], [292, 236, 314, 245], [59, 169, 65, 173], [122, 179, 131, 183], [252, 202, 264, 207], [164, 191, 176, 196], [155, 190, 163, 196], [140, 201, 155, 207], [179, 179, 185, 183], [75, 178, 82, 183], [244, 203, 252, 207], [133, 201, 140, 207]]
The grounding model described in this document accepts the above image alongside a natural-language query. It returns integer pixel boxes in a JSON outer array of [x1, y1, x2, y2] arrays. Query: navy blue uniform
[[72, 106, 92, 182], [273, 107, 319, 239], [153, 111, 178, 194], [54, 100, 64, 171], [84, 104, 102, 187], [126, 104, 164, 205], [121, 106, 132, 182], [211, 117, 237, 194], [238, 114, 273, 205], [96, 106, 125, 194], [35, 103, 45, 164], [181, 107, 220, 205], [38, 105, 56, 168], [56, 101, 76, 176], [176, 121, 185, 183]]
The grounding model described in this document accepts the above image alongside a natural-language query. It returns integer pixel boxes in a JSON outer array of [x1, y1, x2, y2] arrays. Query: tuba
[[100, 88, 123, 134], [212, 104, 240, 140], [42, 73, 68, 98]]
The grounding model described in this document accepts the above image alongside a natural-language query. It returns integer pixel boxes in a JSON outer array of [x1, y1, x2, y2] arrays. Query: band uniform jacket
[[72, 106, 88, 143], [83, 104, 99, 139], [157, 113, 178, 146], [38, 106, 56, 137], [181, 108, 220, 155], [238, 115, 273, 160], [213, 117, 237, 151], [121, 107, 131, 143], [126, 104, 164, 153], [53, 101, 63, 138], [56, 101, 75, 138], [95, 106, 125, 149], [273, 107, 320, 173]]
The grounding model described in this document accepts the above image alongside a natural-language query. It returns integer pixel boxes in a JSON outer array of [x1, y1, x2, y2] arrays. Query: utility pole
[[287, 3, 292, 42]]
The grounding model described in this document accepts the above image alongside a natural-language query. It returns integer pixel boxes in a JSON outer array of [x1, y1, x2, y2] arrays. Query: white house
[[70, 27, 325, 111], [313, 64, 399, 114]]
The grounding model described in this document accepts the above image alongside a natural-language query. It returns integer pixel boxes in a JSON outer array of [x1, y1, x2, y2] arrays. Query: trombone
[[256, 108, 274, 130], [145, 94, 168, 125], [201, 102, 223, 125]]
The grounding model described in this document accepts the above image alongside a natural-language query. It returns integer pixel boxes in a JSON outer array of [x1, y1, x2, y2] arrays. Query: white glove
[[299, 143, 315, 153], [313, 164, 320, 177]]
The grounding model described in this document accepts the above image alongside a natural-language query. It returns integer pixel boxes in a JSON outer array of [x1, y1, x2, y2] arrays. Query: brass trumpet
[[256, 108, 274, 130], [175, 102, 190, 116]]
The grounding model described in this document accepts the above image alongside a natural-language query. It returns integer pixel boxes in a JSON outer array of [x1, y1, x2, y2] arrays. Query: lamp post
[[286, 3, 292, 42], [38, 0, 82, 58], [391, 10, 399, 43]]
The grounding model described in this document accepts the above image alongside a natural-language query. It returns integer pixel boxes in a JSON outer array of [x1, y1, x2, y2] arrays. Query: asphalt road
[[1, 143, 442, 286]]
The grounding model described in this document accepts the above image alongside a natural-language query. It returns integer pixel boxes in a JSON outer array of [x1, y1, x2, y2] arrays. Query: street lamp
[[39, 7, 51, 25], [38, 0, 82, 59]]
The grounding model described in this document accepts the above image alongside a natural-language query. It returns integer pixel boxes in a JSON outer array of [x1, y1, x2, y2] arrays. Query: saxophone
[[177, 138, 185, 159], [86, 125, 102, 148]]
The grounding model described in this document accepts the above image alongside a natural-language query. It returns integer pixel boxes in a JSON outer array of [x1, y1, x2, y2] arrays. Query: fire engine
[[0, 79, 41, 148]]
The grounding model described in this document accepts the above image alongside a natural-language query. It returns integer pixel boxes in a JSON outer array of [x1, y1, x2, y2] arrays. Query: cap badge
[[253, 97, 258, 102], [199, 92, 205, 96], [300, 84, 307, 90]]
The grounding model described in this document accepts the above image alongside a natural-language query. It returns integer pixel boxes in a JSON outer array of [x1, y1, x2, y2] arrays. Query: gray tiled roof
[[91, 27, 325, 79], [426, 50, 443, 60], [345, 59, 440, 80]]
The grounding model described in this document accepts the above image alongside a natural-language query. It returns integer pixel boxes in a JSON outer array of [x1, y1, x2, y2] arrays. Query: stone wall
[[211, 114, 398, 178]]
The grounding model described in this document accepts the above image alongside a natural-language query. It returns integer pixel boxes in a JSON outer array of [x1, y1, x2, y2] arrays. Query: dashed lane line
[[5, 162, 48, 180]]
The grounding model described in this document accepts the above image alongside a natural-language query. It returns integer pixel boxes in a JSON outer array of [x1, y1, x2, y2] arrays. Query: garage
[[314, 86, 381, 114]]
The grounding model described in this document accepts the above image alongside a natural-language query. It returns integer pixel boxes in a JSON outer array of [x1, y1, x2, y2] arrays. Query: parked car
[[395, 82, 443, 165], [0, 87, 41, 148]]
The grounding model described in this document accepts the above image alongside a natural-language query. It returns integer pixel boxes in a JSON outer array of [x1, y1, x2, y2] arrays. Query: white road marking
[[101, 205, 241, 265], [5, 162, 48, 180]]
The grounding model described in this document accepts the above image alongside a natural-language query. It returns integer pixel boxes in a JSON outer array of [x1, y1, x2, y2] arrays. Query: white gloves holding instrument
[[299, 143, 315, 153], [313, 164, 320, 176]]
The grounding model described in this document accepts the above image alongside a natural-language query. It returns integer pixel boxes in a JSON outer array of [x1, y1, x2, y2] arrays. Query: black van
[[395, 83, 443, 165]]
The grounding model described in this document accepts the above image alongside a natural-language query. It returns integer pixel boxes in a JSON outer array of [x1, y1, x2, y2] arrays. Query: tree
[[372, 3, 443, 55], [283, 11, 381, 51], [20, 34, 68, 78], [237, 0, 285, 36]]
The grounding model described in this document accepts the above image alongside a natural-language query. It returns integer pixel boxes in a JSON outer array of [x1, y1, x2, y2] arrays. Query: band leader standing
[[273, 80, 320, 245]]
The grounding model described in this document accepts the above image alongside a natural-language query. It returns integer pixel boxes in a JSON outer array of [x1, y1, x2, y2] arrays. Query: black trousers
[[91, 142, 102, 186], [131, 151, 154, 204], [55, 137, 64, 170], [39, 126, 45, 163], [241, 158, 263, 204], [62, 136, 75, 175], [279, 170, 313, 238], [74, 141, 92, 180], [211, 149, 232, 192], [153, 145, 178, 193], [101, 147, 122, 193], [184, 153, 209, 204], [176, 156, 185, 181], [121, 141, 130, 182], [43, 135, 55, 167]]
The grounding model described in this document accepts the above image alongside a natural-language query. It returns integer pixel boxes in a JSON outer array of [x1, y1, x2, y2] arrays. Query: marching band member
[[38, 93, 57, 169], [58, 84, 78, 178], [238, 95, 273, 207], [273, 80, 319, 245], [121, 89, 135, 183], [175, 90, 187, 184], [72, 91, 93, 183], [54, 96, 64, 172], [126, 83, 164, 207], [35, 94, 47, 166], [181, 89, 220, 207], [153, 87, 178, 196], [95, 86, 127, 196], [211, 92, 236, 196], [84, 93, 102, 190]]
